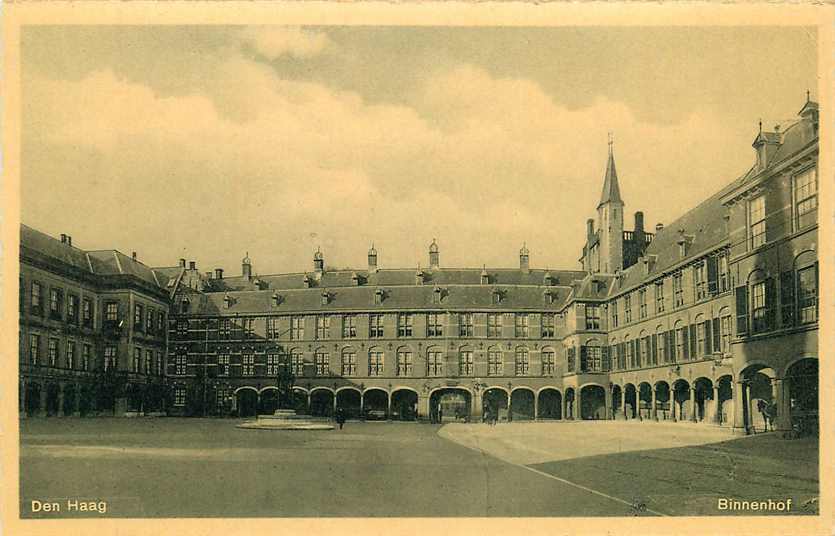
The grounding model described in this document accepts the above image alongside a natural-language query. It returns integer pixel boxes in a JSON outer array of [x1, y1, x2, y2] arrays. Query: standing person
[[336, 407, 346, 430], [437, 406, 443, 424]]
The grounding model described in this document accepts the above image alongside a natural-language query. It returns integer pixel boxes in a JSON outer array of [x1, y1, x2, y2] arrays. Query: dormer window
[[544, 290, 556, 304], [181, 298, 190, 313], [321, 291, 330, 305], [223, 293, 232, 309], [480, 267, 489, 285], [351, 272, 360, 286], [303, 274, 312, 288], [374, 288, 384, 305], [492, 288, 503, 304], [433, 286, 443, 304], [271, 292, 281, 307]]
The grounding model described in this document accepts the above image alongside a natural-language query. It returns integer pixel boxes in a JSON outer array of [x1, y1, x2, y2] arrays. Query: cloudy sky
[[22, 26, 817, 275]]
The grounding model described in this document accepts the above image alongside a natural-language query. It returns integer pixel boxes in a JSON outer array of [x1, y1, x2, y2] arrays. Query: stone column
[[73, 384, 82, 417], [38, 384, 47, 418], [575, 388, 582, 421], [712, 385, 721, 425], [733, 380, 748, 434], [387, 392, 392, 419], [690, 386, 698, 422], [507, 391, 513, 422], [621, 391, 628, 420], [417, 394, 429, 421], [651, 387, 657, 421], [57, 384, 66, 418], [471, 392, 483, 422], [671, 390, 677, 422], [333, 393, 338, 417], [637, 389, 643, 421], [604, 387, 613, 421], [771, 378, 792, 434], [533, 394, 539, 421]]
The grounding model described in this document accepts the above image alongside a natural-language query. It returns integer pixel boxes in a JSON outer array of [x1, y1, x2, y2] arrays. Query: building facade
[[19, 96, 819, 437]]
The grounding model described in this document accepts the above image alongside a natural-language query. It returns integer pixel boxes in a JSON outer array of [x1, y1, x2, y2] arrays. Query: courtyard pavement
[[19, 418, 818, 518]]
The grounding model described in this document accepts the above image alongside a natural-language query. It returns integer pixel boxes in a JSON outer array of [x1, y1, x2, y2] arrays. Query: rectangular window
[[541, 350, 555, 375], [217, 387, 230, 409], [515, 349, 529, 375], [514, 314, 529, 337], [611, 301, 619, 328], [795, 168, 817, 230], [66, 341, 76, 369], [427, 350, 443, 377], [174, 352, 187, 375], [266, 317, 279, 339], [585, 305, 601, 330], [369, 314, 385, 338], [133, 347, 142, 372], [459, 313, 474, 337], [752, 281, 767, 333], [397, 350, 413, 376], [316, 316, 331, 339], [218, 354, 230, 376], [31, 282, 42, 314], [368, 351, 384, 376], [134, 304, 144, 331], [639, 338, 647, 366], [718, 254, 730, 293], [290, 316, 304, 340], [749, 195, 766, 249], [694, 262, 707, 301], [104, 346, 118, 372], [696, 323, 706, 356], [398, 314, 414, 337], [242, 318, 255, 338], [624, 295, 632, 323], [798, 265, 818, 324], [655, 281, 665, 313], [105, 302, 118, 322], [242, 353, 255, 376], [82, 344, 91, 371], [721, 316, 732, 352], [290, 350, 304, 375], [29, 334, 40, 365], [583, 346, 603, 372], [541, 314, 555, 338], [48, 338, 59, 366], [145, 349, 152, 375], [487, 313, 502, 338], [658, 332, 668, 364], [638, 289, 647, 319], [177, 319, 189, 337], [487, 349, 503, 376], [342, 315, 357, 338], [266, 353, 279, 376], [427, 313, 443, 337], [673, 273, 684, 307], [67, 295, 79, 324], [146, 309, 154, 334], [82, 298, 93, 327], [50, 289, 63, 319], [675, 328, 685, 360], [341, 351, 356, 376], [459, 350, 473, 376], [315, 350, 329, 376], [156, 351, 163, 376], [174, 387, 186, 407], [158, 313, 165, 334], [219, 319, 231, 339]]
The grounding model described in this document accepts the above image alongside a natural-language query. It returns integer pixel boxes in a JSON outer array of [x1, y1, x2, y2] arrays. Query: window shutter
[[707, 256, 719, 295], [765, 278, 776, 331], [712, 317, 721, 352], [631, 339, 637, 367], [680, 327, 688, 360], [579, 346, 588, 373], [602, 346, 611, 372], [667, 330, 675, 362], [651, 334, 658, 364], [780, 270, 795, 328], [735, 285, 748, 335], [619, 342, 625, 369], [689, 324, 697, 358], [704, 319, 713, 355]]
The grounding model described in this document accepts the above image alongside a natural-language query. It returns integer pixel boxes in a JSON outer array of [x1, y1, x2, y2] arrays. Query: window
[[374, 290, 384, 305], [134, 304, 144, 331], [675, 327, 685, 361], [181, 299, 190, 314], [624, 295, 632, 323], [145, 349, 152, 375], [82, 298, 93, 327], [67, 295, 79, 324], [156, 351, 163, 376], [29, 334, 40, 365], [316, 316, 331, 339], [290, 349, 304, 375], [66, 341, 76, 369], [397, 349, 413, 376], [219, 353, 230, 376], [611, 301, 619, 328], [487, 349, 503, 376], [267, 317, 279, 339], [752, 281, 767, 333], [50, 289, 63, 319], [103, 346, 117, 371], [794, 168, 817, 230], [368, 350, 384, 376], [216, 387, 230, 409], [133, 347, 142, 373], [541, 314, 555, 338], [427, 313, 443, 337], [798, 265, 818, 324], [584, 346, 603, 372], [315, 349, 329, 376], [369, 314, 384, 338], [718, 255, 730, 293], [219, 319, 231, 339], [398, 314, 414, 337], [638, 289, 647, 318], [487, 313, 502, 338], [514, 347, 529, 375], [105, 302, 118, 322], [266, 353, 279, 376], [242, 353, 254, 376], [658, 330, 668, 364], [459, 350, 473, 376], [31, 282, 42, 314], [82, 344, 91, 371], [720, 316, 732, 353], [459, 313, 474, 337], [624, 337, 633, 368], [158, 312, 165, 334], [427, 350, 443, 376], [242, 318, 255, 338], [515, 314, 529, 338], [639, 337, 647, 366], [342, 315, 357, 338], [541, 350, 555, 375], [48, 338, 59, 366], [694, 262, 707, 301], [585, 305, 601, 330], [696, 322, 706, 356], [341, 350, 356, 376], [174, 387, 186, 407], [655, 281, 665, 313], [673, 273, 684, 307], [174, 352, 187, 375], [146, 309, 154, 334], [177, 319, 189, 337], [749, 195, 766, 249], [291, 316, 304, 340]]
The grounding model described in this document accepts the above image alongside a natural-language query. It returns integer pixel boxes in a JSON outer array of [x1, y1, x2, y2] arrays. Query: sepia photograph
[[2, 3, 832, 535]]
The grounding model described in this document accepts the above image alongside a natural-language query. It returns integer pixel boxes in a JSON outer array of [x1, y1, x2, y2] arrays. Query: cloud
[[238, 27, 332, 60]]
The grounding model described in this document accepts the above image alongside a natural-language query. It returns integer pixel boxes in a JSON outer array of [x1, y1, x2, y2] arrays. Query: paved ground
[[19, 418, 818, 518]]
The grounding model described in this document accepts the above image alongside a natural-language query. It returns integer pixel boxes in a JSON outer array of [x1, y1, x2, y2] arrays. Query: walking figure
[[336, 407, 346, 430]]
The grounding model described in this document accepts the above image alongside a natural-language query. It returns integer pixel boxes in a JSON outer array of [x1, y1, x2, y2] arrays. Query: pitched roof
[[20, 224, 96, 273], [598, 147, 623, 207]]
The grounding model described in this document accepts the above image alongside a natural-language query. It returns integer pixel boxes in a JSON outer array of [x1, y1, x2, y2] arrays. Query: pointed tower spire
[[599, 132, 623, 208]]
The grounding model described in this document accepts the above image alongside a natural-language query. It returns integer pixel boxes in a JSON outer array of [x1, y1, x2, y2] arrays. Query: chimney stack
[[215, 268, 224, 280], [132, 251, 137, 261], [634, 212, 644, 233], [60, 233, 67, 244], [179, 258, 186, 268], [313, 247, 324, 276], [67, 236, 72, 247], [189, 261, 196, 271], [586, 219, 595, 240], [655, 223, 664, 233]]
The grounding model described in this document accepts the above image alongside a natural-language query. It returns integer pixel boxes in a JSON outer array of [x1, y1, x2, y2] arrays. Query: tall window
[[290, 349, 304, 375], [66, 341, 76, 369], [174, 387, 186, 407], [105, 302, 118, 322], [541, 350, 555, 375], [694, 262, 707, 301], [368, 350, 384, 376], [585, 305, 601, 330], [611, 301, 619, 328], [514, 347, 529, 375], [219, 319, 231, 339], [82, 297, 93, 327], [67, 295, 79, 324], [541, 314, 555, 338], [315, 349, 329, 376], [585, 346, 602, 372], [134, 304, 144, 330], [675, 326, 685, 361], [673, 273, 684, 307], [398, 314, 414, 337], [624, 336, 633, 368], [658, 329, 668, 364], [655, 281, 665, 313], [342, 315, 357, 338], [639, 337, 647, 367], [718, 254, 730, 293], [487, 349, 503, 376], [459, 350, 473, 376], [427, 350, 443, 377], [369, 314, 385, 338], [31, 282, 42, 314], [798, 265, 818, 324], [82, 344, 91, 371], [721, 316, 732, 352], [29, 334, 39, 364], [316, 316, 331, 339], [752, 281, 767, 333], [624, 295, 632, 323], [48, 338, 59, 366], [291, 316, 304, 340], [266, 353, 279, 376], [242, 353, 255, 376], [156, 351, 163, 376], [218, 353, 230, 376], [459, 313, 474, 337], [638, 289, 647, 318], [266, 318, 279, 339], [696, 322, 706, 356], [794, 168, 817, 230], [174, 353, 187, 375], [104, 346, 118, 371], [487, 313, 502, 338], [397, 349, 413, 376], [145, 349, 152, 375], [427, 313, 443, 337], [749, 195, 766, 248], [242, 318, 255, 338], [514, 314, 529, 338], [146, 309, 154, 333], [133, 348, 141, 372], [341, 350, 356, 376], [50, 289, 63, 319]]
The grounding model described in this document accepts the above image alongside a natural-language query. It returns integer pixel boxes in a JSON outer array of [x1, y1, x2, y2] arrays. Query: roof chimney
[[634, 212, 644, 233], [215, 268, 224, 280], [60, 233, 67, 244], [313, 247, 324, 275], [586, 219, 595, 240], [189, 261, 196, 271], [132, 251, 137, 261], [67, 236, 72, 247], [655, 223, 664, 233], [179, 258, 186, 268]]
